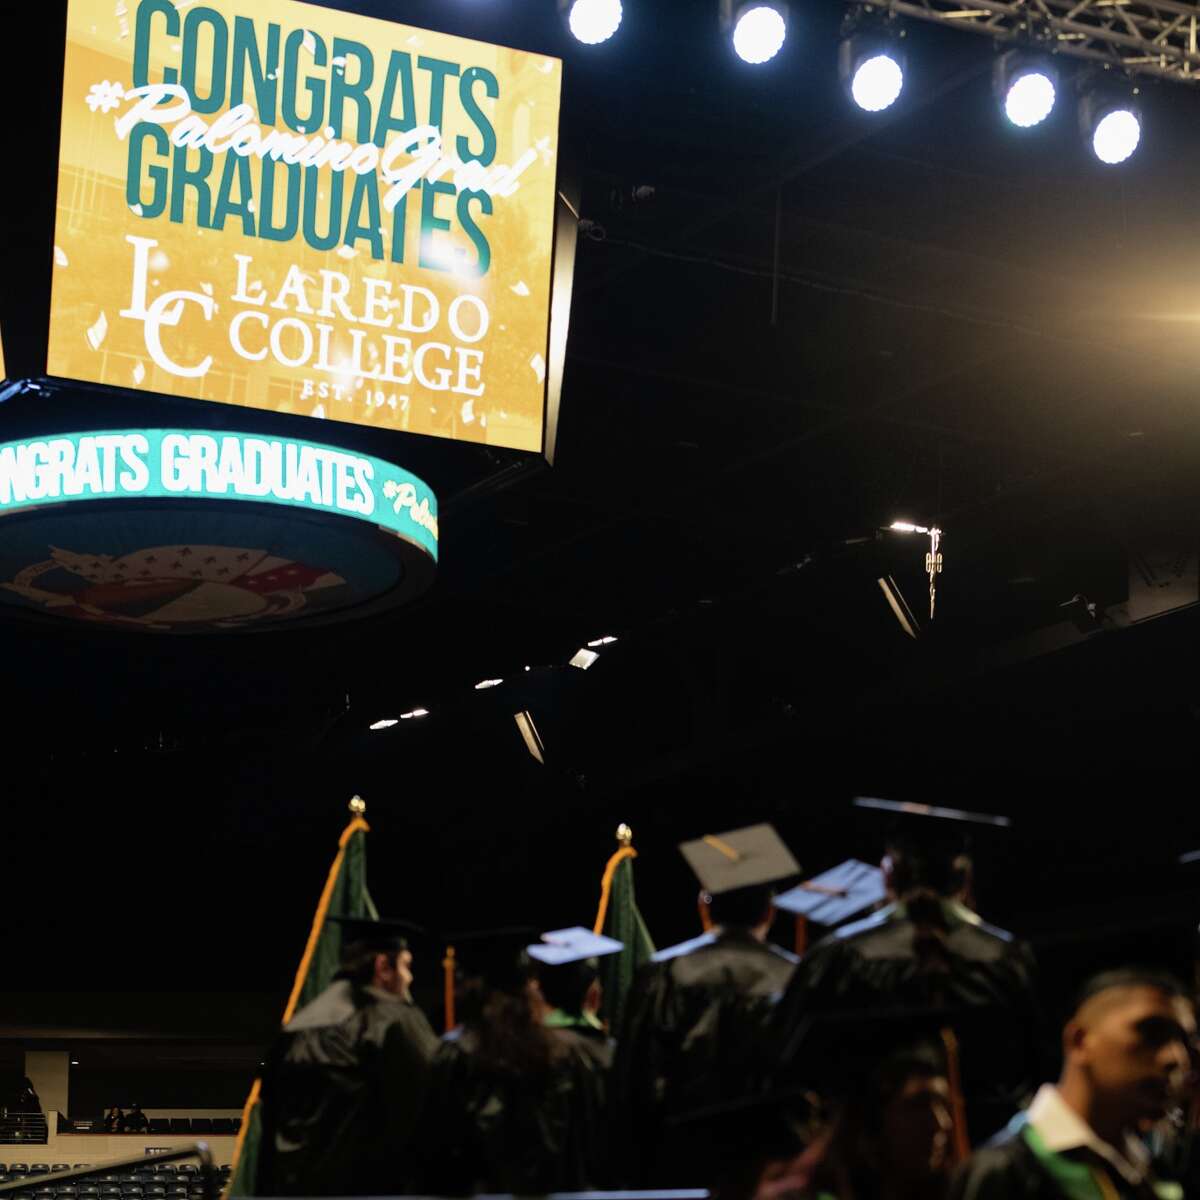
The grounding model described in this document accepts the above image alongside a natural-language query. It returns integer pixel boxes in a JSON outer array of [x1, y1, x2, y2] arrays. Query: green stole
[[1022, 1125, 1182, 1200]]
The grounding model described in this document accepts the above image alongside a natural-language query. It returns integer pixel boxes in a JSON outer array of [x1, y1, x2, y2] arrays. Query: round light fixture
[[1091, 106, 1141, 165], [563, 0, 623, 45], [994, 53, 1058, 129], [730, 2, 789, 65], [852, 54, 904, 112]]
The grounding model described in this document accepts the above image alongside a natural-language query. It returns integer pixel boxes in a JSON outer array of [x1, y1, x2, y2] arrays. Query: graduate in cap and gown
[[612, 823, 803, 1185], [256, 915, 440, 1197], [411, 926, 617, 1195], [800, 1009, 963, 1200], [774, 800, 1043, 1138], [530, 925, 622, 1072]]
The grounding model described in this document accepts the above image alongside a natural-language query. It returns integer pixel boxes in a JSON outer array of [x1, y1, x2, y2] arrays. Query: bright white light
[[1092, 108, 1140, 164], [370, 719, 398, 731], [567, 0, 622, 45], [889, 521, 929, 534], [851, 54, 903, 112], [587, 635, 618, 647], [475, 678, 503, 690], [400, 707, 429, 720], [570, 648, 600, 670], [733, 5, 787, 65], [1004, 71, 1055, 128]]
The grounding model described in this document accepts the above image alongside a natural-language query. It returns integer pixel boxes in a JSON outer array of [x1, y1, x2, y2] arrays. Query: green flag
[[227, 812, 375, 1197], [593, 841, 656, 1034]]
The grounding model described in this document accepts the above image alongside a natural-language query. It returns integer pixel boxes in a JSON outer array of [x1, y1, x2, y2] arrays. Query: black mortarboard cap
[[326, 914, 425, 953], [853, 796, 1011, 894], [445, 926, 540, 993], [773, 859, 886, 927], [783, 1005, 951, 1099], [665, 1085, 822, 1185], [678, 823, 800, 895], [853, 796, 1011, 831]]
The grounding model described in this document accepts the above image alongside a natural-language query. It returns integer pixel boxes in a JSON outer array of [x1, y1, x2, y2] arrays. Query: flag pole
[[225, 796, 370, 1198], [593, 823, 636, 935]]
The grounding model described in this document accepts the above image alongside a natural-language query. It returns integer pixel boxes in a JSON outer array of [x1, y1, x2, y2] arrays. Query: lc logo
[[119, 235, 216, 379]]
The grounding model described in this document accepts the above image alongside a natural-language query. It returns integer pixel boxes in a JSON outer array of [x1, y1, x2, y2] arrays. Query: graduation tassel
[[939, 1026, 971, 1163], [443, 945, 456, 1034], [794, 914, 809, 956]]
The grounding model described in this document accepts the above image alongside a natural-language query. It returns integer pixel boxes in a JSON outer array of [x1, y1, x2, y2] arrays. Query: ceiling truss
[[855, 0, 1200, 84]]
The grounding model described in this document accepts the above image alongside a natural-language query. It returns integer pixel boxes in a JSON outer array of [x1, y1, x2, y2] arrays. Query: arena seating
[[0, 1163, 231, 1197]]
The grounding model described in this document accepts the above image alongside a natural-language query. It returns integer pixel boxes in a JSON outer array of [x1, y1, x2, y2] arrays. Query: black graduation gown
[[774, 900, 1043, 1138], [411, 1025, 611, 1196], [256, 979, 440, 1197], [612, 927, 800, 1186], [949, 1117, 1163, 1200]]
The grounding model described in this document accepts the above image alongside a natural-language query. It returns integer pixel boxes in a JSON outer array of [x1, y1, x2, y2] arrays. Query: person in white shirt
[[950, 968, 1196, 1200]]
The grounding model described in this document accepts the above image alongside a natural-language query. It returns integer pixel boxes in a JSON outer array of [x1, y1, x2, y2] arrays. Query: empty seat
[[55, 1188, 78, 1197], [30, 1166, 50, 1174], [145, 1188, 166, 1196], [52, 1165, 70, 1171], [168, 1120, 189, 1135]]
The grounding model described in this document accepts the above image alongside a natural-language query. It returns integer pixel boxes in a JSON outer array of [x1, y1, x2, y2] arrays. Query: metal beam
[[857, 0, 1200, 83]]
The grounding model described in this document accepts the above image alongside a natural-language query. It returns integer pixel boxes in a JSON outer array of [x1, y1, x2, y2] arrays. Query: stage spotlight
[[369, 718, 398, 731], [840, 35, 905, 113], [722, 0, 789, 65], [569, 648, 599, 670], [1081, 92, 1141, 165], [475, 678, 503, 690], [995, 52, 1057, 128], [560, 0, 623, 45], [400, 707, 429, 719], [587, 635, 618, 647]]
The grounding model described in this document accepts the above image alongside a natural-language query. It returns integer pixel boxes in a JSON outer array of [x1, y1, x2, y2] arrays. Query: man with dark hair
[[123, 1102, 149, 1133], [774, 812, 1041, 1138], [613, 824, 802, 1185], [257, 916, 440, 1197], [951, 969, 1197, 1200]]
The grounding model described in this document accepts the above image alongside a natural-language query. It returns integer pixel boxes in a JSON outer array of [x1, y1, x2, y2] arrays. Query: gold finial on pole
[[349, 795, 367, 816], [616, 823, 633, 847]]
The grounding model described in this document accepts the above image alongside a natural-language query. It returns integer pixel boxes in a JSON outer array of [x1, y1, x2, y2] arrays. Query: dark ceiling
[[2, 0, 1200, 1028]]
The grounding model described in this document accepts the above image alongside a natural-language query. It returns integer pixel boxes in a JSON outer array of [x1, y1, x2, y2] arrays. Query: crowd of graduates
[[249, 816, 1200, 1200]]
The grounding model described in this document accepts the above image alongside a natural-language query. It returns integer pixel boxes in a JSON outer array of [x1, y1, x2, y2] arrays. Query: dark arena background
[[2, 0, 1200, 1195]]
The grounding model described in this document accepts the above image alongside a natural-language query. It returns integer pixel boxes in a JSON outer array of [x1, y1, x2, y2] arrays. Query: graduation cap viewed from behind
[[327, 914, 426, 955], [446, 926, 541, 993], [526, 926, 624, 966], [774, 859, 886, 928], [678, 823, 801, 896], [853, 797, 1011, 897]]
